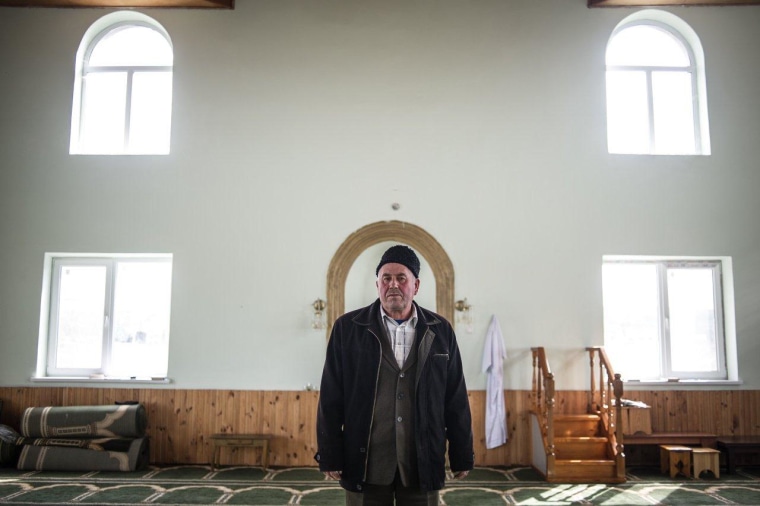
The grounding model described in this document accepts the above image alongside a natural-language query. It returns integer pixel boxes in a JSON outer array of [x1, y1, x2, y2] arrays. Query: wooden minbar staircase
[[530, 346, 626, 483]]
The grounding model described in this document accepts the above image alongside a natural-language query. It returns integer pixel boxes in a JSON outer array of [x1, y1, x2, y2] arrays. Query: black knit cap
[[376, 245, 421, 278]]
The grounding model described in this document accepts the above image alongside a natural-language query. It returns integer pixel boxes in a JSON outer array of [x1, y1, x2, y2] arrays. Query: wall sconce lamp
[[455, 297, 474, 334], [312, 298, 326, 330]]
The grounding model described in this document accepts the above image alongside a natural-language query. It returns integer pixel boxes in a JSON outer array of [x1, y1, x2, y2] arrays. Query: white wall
[[0, 0, 758, 391]]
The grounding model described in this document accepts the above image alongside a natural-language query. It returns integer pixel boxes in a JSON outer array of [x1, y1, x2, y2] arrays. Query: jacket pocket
[[428, 353, 449, 390]]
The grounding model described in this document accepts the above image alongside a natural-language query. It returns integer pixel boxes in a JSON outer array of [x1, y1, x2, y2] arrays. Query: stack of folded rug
[[4, 404, 150, 472]]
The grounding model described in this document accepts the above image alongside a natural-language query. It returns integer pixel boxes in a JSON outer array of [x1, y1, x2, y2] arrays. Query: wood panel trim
[[1, 387, 757, 467], [325, 220, 454, 339]]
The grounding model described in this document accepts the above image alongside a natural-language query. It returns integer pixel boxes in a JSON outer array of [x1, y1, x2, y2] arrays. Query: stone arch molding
[[326, 220, 454, 338]]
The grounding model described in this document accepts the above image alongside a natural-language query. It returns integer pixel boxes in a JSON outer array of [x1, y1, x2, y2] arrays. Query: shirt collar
[[380, 303, 418, 327]]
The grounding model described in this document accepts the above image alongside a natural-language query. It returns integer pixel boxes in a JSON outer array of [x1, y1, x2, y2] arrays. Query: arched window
[[605, 11, 710, 155], [70, 12, 173, 155]]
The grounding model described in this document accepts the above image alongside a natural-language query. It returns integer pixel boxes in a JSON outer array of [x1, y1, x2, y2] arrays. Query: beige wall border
[[326, 221, 454, 338]]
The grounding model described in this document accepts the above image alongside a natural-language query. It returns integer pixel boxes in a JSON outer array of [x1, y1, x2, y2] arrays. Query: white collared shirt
[[380, 305, 418, 368]]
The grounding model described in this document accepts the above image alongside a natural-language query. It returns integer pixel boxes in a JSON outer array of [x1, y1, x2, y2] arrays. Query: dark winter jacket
[[314, 299, 474, 492]]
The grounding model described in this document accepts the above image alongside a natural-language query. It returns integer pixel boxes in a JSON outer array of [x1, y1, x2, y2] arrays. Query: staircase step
[[555, 437, 610, 459], [554, 414, 601, 437], [551, 459, 622, 483], [556, 459, 616, 465]]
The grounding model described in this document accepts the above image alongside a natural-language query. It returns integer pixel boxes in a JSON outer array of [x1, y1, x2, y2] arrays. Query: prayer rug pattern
[[0, 465, 759, 505]]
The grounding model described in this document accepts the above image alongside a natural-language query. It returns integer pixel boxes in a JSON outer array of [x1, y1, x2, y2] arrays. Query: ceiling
[[0, 0, 234, 7], [589, 0, 760, 5], [1, 0, 759, 7]]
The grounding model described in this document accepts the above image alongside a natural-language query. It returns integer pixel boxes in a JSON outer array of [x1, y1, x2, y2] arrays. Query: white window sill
[[624, 379, 742, 388], [30, 376, 172, 384]]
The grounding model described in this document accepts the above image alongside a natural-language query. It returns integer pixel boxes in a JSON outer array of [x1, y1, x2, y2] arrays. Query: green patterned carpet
[[1, 465, 759, 505]]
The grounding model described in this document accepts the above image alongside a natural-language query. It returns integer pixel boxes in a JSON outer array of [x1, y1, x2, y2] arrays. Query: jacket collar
[[352, 299, 441, 391], [352, 299, 440, 329]]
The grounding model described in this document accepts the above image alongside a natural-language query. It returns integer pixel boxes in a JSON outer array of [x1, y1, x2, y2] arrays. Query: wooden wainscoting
[[0, 388, 322, 467], [0, 387, 757, 467], [614, 390, 760, 435]]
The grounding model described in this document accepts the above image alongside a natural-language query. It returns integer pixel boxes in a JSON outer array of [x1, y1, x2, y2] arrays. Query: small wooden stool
[[210, 433, 273, 469], [692, 448, 720, 478], [660, 445, 692, 478]]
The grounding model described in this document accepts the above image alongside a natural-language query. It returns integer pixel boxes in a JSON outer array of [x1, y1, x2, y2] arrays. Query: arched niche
[[326, 221, 454, 338]]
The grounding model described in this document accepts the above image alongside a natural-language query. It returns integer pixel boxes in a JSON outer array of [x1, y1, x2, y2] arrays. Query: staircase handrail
[[586, 346, 625, 481], [531, 347, 556, 479]]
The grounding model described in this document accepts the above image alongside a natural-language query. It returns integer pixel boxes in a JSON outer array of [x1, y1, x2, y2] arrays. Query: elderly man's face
[[376, 262, 419, 318]]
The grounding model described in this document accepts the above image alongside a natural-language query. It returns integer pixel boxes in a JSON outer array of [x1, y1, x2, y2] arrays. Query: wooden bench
[[210, 433, 273, 470], [660, 445, 692, 478], [624, 432, 717, 468], [625, 432, 717, 448], [692, 448, 720, 478], [717, 436, 760, 474]]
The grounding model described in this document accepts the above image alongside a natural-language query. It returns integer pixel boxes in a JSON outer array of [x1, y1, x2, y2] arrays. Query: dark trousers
[[345, 472, 439, 506]]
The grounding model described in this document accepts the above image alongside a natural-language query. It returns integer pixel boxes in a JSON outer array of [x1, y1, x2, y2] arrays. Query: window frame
[[70, 12, 173, 155], [659, 260, 726, 379], [41, 253, 172, 379], [602, 256, 734, 383], [605, 10, 711, 156]]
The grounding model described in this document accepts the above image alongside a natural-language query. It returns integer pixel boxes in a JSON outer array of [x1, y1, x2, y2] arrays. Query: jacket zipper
[[362, 328, 383, 481]]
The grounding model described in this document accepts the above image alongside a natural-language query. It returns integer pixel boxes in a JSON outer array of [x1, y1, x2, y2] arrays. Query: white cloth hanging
[[481, 315, 508, 449]]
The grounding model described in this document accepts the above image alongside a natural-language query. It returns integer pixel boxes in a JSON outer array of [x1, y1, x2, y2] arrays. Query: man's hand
[[324, 471, 342, 480], [453, 470, 469, 479]]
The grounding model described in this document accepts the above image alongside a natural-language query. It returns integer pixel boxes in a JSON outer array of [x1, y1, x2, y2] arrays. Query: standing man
[[315, 245, 473, 506]]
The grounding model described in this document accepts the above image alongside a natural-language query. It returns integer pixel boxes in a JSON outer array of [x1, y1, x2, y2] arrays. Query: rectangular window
[[79, 72, 128, 154], [652, 71, 697, 154], [45, 255, 172, 379], [128, 71, 172, 154], [606, 70, 650, 154], [602, 257, 727, 381]]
